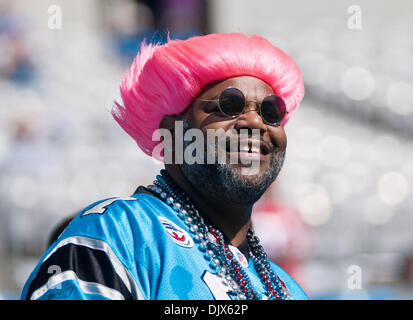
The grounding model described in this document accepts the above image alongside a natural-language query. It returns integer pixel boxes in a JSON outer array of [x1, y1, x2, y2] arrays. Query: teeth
[[250, 146, 260, 154], [237, 141, 260, 153]]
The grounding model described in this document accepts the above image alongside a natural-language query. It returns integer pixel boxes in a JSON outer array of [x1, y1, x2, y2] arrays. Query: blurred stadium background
[[1, 0, 413, 299]]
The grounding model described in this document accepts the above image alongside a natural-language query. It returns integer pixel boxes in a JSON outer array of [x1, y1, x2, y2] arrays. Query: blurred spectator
[[399, 252, 413, 298], [0, 2, 35, 86], [47, 214, 77, 248], [106, 0, 158, 62], [106, 0, 207, 63], [158, 0, 207, 39]]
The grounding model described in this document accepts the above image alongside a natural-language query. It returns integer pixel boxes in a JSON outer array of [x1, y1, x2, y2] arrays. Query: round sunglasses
[[198, 87, 288, 126]]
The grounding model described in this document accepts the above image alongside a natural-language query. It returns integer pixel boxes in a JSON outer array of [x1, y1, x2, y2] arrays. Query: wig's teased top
[[112, 33, 305, 159]]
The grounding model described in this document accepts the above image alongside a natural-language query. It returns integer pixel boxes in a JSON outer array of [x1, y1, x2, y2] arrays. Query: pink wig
[[112, 33, 304, 159]]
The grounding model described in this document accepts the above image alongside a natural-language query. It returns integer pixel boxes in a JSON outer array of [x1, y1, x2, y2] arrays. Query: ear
[[158, 114, 181, 164], [159, 114, 178, 132], [159, 110, 189, 135]]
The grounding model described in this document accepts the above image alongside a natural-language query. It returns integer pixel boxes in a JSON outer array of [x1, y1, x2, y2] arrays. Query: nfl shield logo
[[228, 245, 249, 267], [158, 216, 194, 248]]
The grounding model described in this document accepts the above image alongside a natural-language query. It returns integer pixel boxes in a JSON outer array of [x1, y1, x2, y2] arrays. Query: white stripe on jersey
[[42, 235, 145, 300], [30, 270, 125, 300]]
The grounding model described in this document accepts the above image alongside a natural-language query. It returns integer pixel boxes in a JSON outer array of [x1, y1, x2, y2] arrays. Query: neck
[[164, 164, 253, 248]]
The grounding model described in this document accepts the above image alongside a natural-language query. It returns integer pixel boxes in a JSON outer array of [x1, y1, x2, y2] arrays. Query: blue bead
[[209, 260, 219, 270]]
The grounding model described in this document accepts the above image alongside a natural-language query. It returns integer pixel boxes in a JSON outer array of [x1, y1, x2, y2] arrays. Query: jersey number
[[202, 271, 232, 300], [81, 197, 136, 216]]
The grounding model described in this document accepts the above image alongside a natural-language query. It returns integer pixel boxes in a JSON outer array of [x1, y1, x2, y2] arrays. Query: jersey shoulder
[[57, 193, 167, 248], [21, 193, 168, 300]]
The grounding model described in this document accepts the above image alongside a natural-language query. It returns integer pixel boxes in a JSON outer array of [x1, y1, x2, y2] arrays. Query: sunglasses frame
[[197, 87, 288, 126]]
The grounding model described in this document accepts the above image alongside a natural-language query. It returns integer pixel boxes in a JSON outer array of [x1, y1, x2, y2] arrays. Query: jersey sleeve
[[20, 197, 149, 300]]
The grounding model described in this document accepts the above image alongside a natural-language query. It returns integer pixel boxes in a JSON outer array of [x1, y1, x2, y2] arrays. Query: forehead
[[198, 76, 274, 99]]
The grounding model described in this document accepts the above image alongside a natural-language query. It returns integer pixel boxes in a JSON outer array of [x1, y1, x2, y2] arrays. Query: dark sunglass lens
[[261, 95, 287, 124], [219, 88, 245, 117]]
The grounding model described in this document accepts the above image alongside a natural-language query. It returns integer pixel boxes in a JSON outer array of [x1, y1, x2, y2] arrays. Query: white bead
[[230, 281, 239, 290], [219, 267, 227, 276]]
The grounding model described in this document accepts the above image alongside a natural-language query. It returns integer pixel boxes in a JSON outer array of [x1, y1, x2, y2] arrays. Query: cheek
[[191, 111, 234, 134], [269, 127, 287, 151], [189, 107, 212, 131], [191, 110, 206, 128]]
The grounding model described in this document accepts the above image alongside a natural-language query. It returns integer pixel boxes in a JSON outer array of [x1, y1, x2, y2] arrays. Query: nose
[[233, 101, 267, 134]]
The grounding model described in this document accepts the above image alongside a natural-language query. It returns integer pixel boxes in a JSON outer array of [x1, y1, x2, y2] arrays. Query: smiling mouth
[[225, 138, 272, 157]]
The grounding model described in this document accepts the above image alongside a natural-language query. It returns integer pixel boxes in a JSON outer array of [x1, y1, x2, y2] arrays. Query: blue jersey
[[21, 192, 308, 300]]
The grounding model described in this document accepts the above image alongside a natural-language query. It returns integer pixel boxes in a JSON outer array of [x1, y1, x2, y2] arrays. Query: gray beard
[[179, 121, 286, 205]]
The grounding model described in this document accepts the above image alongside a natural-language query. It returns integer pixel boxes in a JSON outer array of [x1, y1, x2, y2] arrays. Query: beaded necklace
[[147, 170, 291, 300]]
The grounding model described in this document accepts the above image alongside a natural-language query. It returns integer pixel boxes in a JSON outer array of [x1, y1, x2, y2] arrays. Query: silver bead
[[190, 225, 199, 233], [213, 258, 220, 266], [207, 250, 214, 257], [230, 281, 239, 290], [160, 192, 167, 199], [200, 240, 208, 249], [173, 203, 181, 211], [218, 267, 227, 276], [238, 294, 247, 300], [185, 216, 193, 225], [166, 197, 174, 204]]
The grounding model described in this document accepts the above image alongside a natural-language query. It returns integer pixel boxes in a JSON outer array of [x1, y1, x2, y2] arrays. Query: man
[[21, 33, 307, 300]]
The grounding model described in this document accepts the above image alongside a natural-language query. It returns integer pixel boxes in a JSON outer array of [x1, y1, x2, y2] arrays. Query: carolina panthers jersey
[[21, 192, 308, 300]]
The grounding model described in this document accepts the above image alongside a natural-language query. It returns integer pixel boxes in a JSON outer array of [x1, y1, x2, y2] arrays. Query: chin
[[228, 159, 273, 182], [215, 163, 275, 204]]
